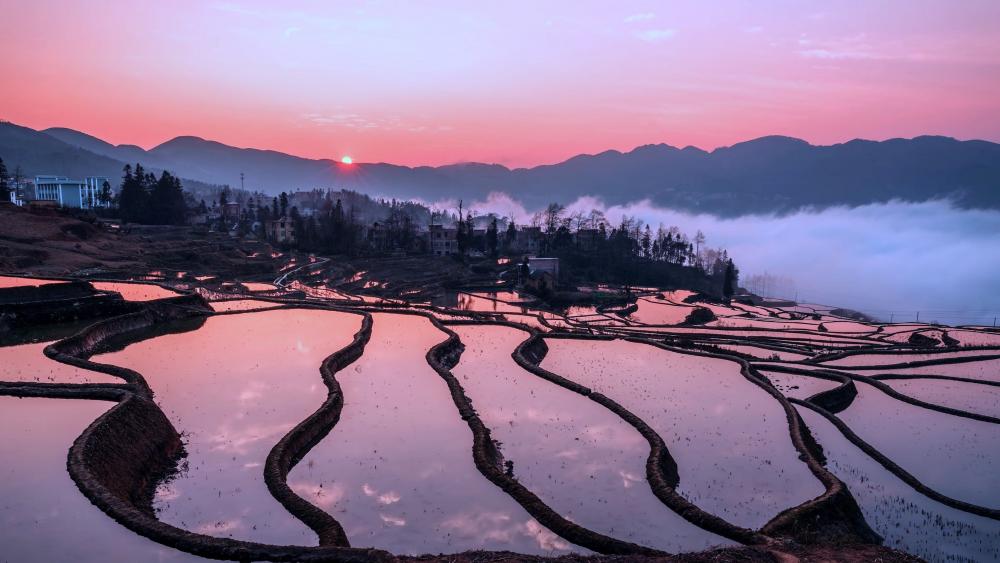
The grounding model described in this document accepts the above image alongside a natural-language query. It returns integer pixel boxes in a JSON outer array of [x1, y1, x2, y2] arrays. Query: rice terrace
[[2, 254, 998, 562], [3, 1, 1000, 561]]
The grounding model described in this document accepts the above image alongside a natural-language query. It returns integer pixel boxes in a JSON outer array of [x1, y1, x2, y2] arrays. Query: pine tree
[[0, 157, 9, 202], [486, 216, 499, 257], [150, 171, 187, 224], [118, 164, 150, 223], [723, 259, 738, 301], [99, 180, 113, 207]]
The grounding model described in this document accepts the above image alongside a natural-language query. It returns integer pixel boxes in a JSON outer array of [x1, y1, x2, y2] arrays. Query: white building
[[33, 176, 111, 209]]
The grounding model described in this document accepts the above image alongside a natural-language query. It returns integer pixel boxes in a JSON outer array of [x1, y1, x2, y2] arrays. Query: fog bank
[[452, 195, 1000, 326]]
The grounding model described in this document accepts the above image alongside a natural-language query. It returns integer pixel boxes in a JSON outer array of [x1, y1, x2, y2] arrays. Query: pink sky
[[1, 0, 998, 167]]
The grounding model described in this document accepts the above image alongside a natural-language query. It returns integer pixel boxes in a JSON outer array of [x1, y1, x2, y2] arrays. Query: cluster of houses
[[7, 175, 112, 209], [428, 224, 549, 256]]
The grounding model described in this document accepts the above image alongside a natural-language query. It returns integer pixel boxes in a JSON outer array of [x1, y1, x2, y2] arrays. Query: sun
[[341, 155, 353, 164]]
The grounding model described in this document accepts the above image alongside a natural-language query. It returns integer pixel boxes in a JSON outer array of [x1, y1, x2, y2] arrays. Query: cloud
[[623, 13, 655, 23], [425, 191, 532, 221], [635, 29, 676, 42], [798, 48, 876, 60], [302, 112, 446, 133]]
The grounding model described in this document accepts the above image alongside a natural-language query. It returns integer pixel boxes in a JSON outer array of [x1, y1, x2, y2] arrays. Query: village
[[0, 165, 737, 301]]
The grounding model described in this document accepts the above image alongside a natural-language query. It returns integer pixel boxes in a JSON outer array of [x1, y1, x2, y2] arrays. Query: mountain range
[[2, 121, 998, 216]]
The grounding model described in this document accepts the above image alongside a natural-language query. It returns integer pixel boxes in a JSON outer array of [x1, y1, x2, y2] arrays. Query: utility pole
[[240, 172, 245, 192]]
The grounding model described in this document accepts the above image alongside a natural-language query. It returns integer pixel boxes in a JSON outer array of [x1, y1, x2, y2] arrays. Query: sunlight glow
[[341, 156, 353, 164]]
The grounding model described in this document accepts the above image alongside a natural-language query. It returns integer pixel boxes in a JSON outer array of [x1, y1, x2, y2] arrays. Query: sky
[[2, 0, 999, 167]]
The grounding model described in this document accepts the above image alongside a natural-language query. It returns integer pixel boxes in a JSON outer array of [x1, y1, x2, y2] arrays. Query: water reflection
[[541, 338, 825, 529], [0, 397, 206, 562], [452, 324, 731, 552], [91, 282, 181, 301], [838, 381, 1000, 508], [0, 276, 60, 289], [799, 407, 1000, 562], [290, 313, 578, 555], [94, 309, 361, 545]]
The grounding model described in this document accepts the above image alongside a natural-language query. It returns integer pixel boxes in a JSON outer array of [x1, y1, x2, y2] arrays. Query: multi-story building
[[7, 181, 27, 206], [428, 224, 458, 256], [266, 217, 295, 243], [32, 176, 111, 209]]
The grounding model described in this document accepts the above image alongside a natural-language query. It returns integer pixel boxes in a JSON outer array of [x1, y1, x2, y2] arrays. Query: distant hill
[[0, 123, 219, 196], [1, 122, 997, 215]]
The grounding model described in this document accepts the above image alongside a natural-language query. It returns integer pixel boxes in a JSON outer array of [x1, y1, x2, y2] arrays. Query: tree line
[[0, 157, 9, 202], [117, 163, 188, 225], [453, 201, 739, 298]]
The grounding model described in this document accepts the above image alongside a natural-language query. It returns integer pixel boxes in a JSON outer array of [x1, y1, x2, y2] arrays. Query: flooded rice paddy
[[94, 309, 361, 545], [836, 381, 1000, 509], [289, 314, 573, 555], [540, 338, 826, 529], [91, 281, 182, 301], [2, 274, 1000, 561], [452, 324, 730, 552], [0, 397, 205, 562], [798, 407, 1000, 562]]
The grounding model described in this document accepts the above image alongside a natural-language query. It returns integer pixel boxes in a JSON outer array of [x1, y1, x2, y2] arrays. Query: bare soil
[[0, 206, 282, 277]]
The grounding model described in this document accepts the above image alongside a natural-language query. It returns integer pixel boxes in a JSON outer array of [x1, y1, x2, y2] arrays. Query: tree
[[99, 180, 113, 208], [486, 216, 499, 257], [279, 191, 289, 217], [149, 171, 187, 225], [504, 218, 517, 251], [723, 259, 738, 301], [694, 230, 706, 267], [0, 157, 8, 202], [543, 203, 564, 234], [118, 164, 150, 223]]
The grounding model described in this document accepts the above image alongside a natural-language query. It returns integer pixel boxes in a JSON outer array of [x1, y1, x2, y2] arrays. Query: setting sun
[[341, 156, 353, 164]]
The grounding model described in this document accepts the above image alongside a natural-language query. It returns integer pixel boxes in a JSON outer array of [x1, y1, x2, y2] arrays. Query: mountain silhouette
[[0, 121, 996, 215]]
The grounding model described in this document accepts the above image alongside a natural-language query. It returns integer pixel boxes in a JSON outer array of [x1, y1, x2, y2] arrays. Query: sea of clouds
[[433, 193, 1000, 326]]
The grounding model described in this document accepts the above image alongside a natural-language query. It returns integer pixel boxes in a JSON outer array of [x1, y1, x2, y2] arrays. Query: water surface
[[837, 381, 1000, 508], [0, 396, 206, 562], [290, 313, 577, 555], [798, 407, 1000, 562], [95, 308, 361, 545], [453, 324, 730, 552], [540, 338, 825, 529]]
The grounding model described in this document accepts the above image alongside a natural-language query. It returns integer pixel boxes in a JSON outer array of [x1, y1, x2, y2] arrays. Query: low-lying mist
[[447, 194, 1000, 326]]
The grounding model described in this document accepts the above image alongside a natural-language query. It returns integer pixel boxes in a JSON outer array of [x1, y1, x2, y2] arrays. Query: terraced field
[[1, 273, 997, 561]]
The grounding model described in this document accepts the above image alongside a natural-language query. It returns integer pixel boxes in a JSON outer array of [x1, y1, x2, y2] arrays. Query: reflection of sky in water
[[800, 408, 1000, 562], [838, 381, 1000, 508], [91, 281, 180, 301], [0, 397, 205, 562], [290, 313, 579, 555], [542, 338, 826, 529], [453, 324, 731, 552], [0, 341, 119, 384], [884, 379, 1000, 419], [95, 309, 360, 546]]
